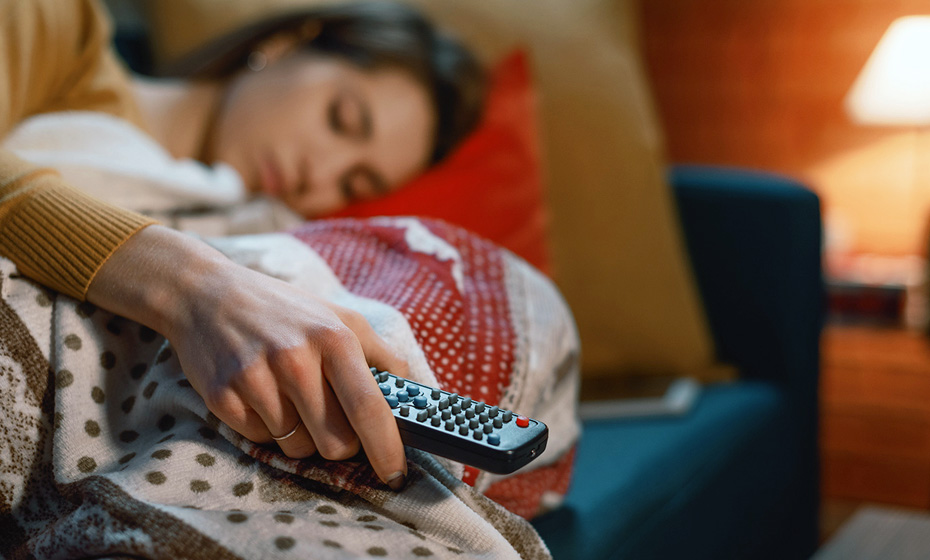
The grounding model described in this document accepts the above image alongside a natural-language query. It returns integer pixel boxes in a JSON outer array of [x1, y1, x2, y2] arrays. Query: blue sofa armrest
[[534, 167, 823, 560], [670, 164, 823, 553], [670, 165, 825, 392]]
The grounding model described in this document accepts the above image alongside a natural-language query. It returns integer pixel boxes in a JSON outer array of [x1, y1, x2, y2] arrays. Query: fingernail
[[386, 471, 406, 491]]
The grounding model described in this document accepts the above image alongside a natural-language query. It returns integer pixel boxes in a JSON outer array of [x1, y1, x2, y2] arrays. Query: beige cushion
[[142, 0, 723, 382]]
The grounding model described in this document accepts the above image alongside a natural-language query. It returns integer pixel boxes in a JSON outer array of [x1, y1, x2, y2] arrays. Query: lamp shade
[[845, 16, 930, 126]]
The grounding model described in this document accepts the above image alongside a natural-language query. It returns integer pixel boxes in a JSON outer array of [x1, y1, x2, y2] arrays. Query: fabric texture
[[3, 111, 304, 237], [0, 214, 579, 558], [533, 382, 786, 560], [0, 0, 156, 300], [140, 0, 721, 383]]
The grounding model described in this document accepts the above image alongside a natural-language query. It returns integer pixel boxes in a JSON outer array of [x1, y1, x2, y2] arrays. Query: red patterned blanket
[[0, 217, 580, 559]]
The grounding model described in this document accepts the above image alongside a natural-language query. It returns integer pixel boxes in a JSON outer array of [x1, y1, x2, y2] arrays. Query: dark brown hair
[[160, 2, 486, 165]]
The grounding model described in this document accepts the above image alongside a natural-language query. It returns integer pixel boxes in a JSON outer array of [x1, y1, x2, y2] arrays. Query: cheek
[[211, 84, 261, 170], [305, 174, 351, 212], [218, 75, 311, 147], [289, 192, 343, 218]]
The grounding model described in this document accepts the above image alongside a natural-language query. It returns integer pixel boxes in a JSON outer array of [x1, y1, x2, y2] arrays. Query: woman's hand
[[87, 225, 409, 489]]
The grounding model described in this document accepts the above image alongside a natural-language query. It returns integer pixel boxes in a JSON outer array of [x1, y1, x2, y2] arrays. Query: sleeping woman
[[135, 3, 485, 219], [0, 0, 483, 491]]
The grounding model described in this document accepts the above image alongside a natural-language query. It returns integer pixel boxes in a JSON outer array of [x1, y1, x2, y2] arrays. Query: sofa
[[109, 2, 824, 557], [531, 165, 824, 559]]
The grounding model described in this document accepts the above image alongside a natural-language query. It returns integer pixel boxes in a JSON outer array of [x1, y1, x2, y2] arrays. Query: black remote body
[[371, 368, 548, 474]]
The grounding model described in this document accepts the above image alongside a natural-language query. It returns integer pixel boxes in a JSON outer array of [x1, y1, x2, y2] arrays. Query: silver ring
[[271, 420, 302, 442]]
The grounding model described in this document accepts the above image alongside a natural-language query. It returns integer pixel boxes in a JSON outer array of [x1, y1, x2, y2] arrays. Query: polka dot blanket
[[0, 217, 580, 559]]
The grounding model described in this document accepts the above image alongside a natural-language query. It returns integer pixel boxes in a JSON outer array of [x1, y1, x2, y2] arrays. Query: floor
[[814, 505, 930, 559], [819, 322, 930, 542]]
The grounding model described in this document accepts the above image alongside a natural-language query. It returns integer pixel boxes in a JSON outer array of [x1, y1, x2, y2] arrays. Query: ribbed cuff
[[0, 176, 156, 300]]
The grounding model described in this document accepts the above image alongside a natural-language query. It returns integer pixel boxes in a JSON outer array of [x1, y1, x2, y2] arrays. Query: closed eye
[[328, 90, 372, 140]]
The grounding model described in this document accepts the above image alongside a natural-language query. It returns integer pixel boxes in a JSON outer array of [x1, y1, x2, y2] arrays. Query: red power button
[[516, 416, 530, 428]]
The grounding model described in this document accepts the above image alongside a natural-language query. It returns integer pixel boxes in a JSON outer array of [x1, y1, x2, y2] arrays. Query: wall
[[639, 0, 930, 262]]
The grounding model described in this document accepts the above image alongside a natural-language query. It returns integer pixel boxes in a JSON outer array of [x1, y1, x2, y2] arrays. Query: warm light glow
[[845, 16, 930, 126]]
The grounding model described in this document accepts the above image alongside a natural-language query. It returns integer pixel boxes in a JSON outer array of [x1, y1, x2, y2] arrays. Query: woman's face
[[208, 52, 435, 217]]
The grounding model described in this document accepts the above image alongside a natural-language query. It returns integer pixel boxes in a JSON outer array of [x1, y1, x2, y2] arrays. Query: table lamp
[[843, 15, 930, 330], [845, 16, 930, 126]]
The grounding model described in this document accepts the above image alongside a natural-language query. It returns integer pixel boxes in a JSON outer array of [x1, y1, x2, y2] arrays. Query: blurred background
[[643, 0, 929, 314], [641, 0, 930, 542]]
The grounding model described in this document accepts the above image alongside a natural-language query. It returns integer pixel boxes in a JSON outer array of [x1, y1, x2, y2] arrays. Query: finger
[[271, 420, 317, 459], [334, 308, 409, 379], [234, 362, 317, 457], [321, 333, 407, 489], [273, 347, 360, 461], [200, 383, 271, 443], [361, 329, 409, 380]]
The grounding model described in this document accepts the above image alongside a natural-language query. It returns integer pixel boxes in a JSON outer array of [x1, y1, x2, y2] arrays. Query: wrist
[[87, 225, 231, 337]]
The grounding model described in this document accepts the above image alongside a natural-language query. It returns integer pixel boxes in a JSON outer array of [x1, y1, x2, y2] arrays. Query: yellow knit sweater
[[0, 0, 156, 300]]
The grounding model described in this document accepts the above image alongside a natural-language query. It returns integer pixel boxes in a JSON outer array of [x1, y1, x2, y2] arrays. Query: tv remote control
[[371, 368, 548, 474]]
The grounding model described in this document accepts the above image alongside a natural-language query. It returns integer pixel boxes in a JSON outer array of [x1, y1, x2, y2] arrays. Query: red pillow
[[328, 49, 551, 274]]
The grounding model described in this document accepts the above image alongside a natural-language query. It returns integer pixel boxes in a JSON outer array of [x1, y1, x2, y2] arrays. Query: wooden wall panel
[[819, 325, 930, 507], [640, 0, 930, 257]]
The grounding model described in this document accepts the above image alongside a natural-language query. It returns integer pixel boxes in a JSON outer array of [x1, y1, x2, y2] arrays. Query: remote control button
[[488, 406, 499, 418], [516, 416, 530, 428], [465, 409, 475, 419], [473, 431, 483, 441], [458, 425, 468, 436], [386, 395, 399, 408], [449, 394, 459, 404], [438, 397, 449, 410], [445, 420, 455, 431], [483, 423, 493, 434], [379, 383, 391, 395], [469, 418, 479, 429], [451, 403, 462, 414], [431, 388, 441, 400], [493, 417, 503, 429], [399, 406, 410, 417], [487, 434, 500, 446], [441, 410, 452, 420], [427, 405, 437, 416], [370, 366, 378, 375], [431, 416, 441, 427], [479, 412, 489, 423], [417, 409, 428, 422], [502, 411, 513, 423], [462, 397, 472, 408], [378, 372, 389, 383], [413, 396, 427, 409], [396, 392, 409, 403], [407, 385, 420, 397], [455, 413, 466, 425], [395, 377, 405, 388], [475, 403, 486, 413]]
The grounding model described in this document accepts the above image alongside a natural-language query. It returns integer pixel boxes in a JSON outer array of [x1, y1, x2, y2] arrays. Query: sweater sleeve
[[0, 152, 155, 299], [0, 0, 157, 300]]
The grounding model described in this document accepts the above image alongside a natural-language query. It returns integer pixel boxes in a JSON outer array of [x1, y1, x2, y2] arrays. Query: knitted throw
[[0, 217, 579, 559]]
